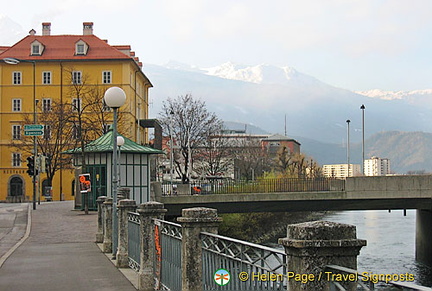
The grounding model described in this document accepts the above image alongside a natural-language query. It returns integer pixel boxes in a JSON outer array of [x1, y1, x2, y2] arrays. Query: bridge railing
[[201, 231, 286, 290], [127, 211, 141, 271], [154, 218, 182, 291], [162, 178, 344, 195]]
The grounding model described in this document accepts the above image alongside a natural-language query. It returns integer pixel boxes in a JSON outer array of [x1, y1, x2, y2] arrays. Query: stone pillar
[[416, 209, 432, 266], [102, 197, 113, 253], [118, 187, 131, 200], [116, 199, 137, 268], [177, 207, 222, 291], [137, 202, 167, 291], [278, 220, 366, 291], [96, 196, 107, 243]]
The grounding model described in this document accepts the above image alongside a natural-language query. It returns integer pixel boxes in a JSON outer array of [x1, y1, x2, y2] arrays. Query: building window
[[42, 98, 52, 112], [12, 125, 21, 140], [12, 153, 21, 167], [102, 71, 112, 84], [43, 71, 51, 84], [72, 98, 82, 112], [32, 44, 40, 55], [76, 44, 85, 55], [72, 125, 80, 140], [12, 99, 22, 112], [13, 72, 21, 85], [43, 125, 51, 140], [72, 71, 82, 84]]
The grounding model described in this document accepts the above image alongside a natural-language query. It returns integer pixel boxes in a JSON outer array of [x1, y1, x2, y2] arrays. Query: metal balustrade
[[127, 212, 141, 271], [201, 232, 287, 290], [162, 178, 343, 196], [155, 219, 182, 291]]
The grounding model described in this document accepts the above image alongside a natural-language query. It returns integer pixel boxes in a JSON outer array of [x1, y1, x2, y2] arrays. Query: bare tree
[[231, 137, 270, 180], [159, 94, 223, 183], [194, 135, 233, 179]]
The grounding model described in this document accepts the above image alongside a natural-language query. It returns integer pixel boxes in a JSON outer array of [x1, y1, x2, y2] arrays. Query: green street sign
[[24, 124, 43, 130], [24, 130, 44, 136]]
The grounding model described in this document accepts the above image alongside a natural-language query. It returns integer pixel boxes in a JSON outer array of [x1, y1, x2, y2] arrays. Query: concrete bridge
[[155, 175, 432, 266]]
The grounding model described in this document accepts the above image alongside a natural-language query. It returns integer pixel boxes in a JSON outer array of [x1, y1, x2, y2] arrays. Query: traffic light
[[26, 156, 35, 176]]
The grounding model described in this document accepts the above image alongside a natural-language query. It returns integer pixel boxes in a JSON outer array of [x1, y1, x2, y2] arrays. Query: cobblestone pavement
[[0, 201, 137, 291]]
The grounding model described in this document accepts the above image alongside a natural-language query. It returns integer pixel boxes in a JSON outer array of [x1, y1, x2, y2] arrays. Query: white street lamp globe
[[104, 87, 126, 108], [117, 136, 125, 147]]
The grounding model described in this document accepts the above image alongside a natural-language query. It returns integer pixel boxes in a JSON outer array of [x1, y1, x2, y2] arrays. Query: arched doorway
[[10, 176, 23, 196]]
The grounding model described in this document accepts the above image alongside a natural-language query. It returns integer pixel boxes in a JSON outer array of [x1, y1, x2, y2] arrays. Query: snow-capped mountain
[[356, 89, 432, 101], [203, 62, 320, 86], [144, 62, 432, 144]]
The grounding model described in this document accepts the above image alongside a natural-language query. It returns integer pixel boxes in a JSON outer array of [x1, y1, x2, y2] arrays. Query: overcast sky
[[2, 0, 431, 91]]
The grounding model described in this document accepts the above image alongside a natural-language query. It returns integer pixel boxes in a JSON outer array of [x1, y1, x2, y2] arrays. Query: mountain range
[[144, 62, 432, 173], [146, 62, 432, 144]]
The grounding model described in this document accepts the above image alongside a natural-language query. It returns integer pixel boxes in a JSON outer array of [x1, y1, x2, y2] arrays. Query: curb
[[0, 203, 32, 268]]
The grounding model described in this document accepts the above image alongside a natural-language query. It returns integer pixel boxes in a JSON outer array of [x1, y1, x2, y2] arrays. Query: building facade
[[323, 164, 361, 179], [364, 156, 391, 176], [0, 22, 152, 202]]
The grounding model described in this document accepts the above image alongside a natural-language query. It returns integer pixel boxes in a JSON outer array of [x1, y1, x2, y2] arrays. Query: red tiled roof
[[0, 34, 133, 61]]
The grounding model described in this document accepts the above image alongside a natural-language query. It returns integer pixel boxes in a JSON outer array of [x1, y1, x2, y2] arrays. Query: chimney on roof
[[42, 22, 51, 36], [83, 22, 94, 35]]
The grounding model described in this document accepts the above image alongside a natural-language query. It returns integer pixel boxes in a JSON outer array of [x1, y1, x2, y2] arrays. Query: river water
[[322, 210, 432, 288]]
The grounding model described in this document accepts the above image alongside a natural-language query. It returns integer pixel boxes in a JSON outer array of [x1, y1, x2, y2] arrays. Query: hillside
[[145, 63, 432, 144], [298, 131, 432, 174]]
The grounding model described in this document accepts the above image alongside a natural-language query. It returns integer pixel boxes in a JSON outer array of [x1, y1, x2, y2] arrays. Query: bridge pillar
[[279, 220, 366, 291], [137, 202, 167, 291], [102, 197, 113, 253], [177, 207, 222, 291], [116, 199, 137, 268], [95, 196, 107, 243], [416, 209, 432, 266]]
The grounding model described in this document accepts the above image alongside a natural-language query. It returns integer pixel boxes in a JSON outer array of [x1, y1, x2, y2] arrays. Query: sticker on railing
[[214, 269, 231, 286]]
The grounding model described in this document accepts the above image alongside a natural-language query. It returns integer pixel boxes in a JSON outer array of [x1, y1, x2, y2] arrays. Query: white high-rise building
[[364, 156, 391, 176], [322, 164, 361, 179]]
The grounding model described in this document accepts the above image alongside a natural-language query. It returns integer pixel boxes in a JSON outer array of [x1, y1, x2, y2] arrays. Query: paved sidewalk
[[0, 201, 137, 291], [0, 203, 29, 263]]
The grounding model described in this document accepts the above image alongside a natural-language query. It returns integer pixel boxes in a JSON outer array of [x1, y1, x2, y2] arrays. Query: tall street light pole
[[4, 58, 37, 210], [360, 104, 366, 175], [346, 119, 351, 177], [104, 86, 126, 258]]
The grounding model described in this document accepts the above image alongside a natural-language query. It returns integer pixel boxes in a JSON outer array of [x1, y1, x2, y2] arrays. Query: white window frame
[[12, 125, 21, 140], [76, 44, 85, 55], [72, 98, 82, 112], [102, 71, 112, 84], [42, 71, 52, 84], [72, 71, 82, 85], [42, 98, 52, 112], [43, 125, 51, 140], [12, 153, 21, 167], [32, 44, 40, 55], [13, 71, 21, 85], [12, 99, 22, 112]]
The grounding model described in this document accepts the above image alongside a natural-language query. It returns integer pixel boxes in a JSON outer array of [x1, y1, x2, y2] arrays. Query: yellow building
[[0, 22, 152, 202]]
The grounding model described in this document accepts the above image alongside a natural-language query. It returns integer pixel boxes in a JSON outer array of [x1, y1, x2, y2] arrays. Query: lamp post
[[103, 86, 126, 257], [4, 58, 37, 210], [117, 136, 125, 188], [346, 119, 351, 177], [360, 104, 365, 175], [169, 110, 174, 195]]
